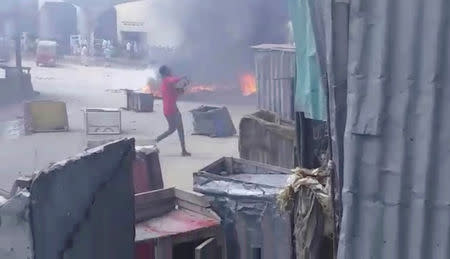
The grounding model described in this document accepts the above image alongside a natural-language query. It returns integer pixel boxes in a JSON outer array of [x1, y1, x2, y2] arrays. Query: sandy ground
[[0, 60, 257, 193]]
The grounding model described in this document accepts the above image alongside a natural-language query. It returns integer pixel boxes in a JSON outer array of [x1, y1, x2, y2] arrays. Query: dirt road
[[0, 61, 256, 193]]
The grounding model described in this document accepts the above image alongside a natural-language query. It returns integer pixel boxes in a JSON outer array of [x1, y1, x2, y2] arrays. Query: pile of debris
[[278, 163, 334, 259]]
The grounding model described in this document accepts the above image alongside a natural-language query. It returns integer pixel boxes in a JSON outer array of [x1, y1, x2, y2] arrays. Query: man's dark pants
[[156, 111, 186, 151]]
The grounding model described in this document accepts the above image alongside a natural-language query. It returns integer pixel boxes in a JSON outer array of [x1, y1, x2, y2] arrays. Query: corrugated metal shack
[[289, 0, 450, 258], [252, 44, 296, 121]]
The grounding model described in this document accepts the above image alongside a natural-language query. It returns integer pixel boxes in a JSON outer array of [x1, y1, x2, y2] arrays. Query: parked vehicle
[[36, 41, 58, 66]]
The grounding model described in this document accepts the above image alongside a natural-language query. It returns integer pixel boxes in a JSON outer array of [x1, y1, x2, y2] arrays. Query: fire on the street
[[141, 85, 152, 94], [142, 84, 161, 98], [239, 74, 257, 96]]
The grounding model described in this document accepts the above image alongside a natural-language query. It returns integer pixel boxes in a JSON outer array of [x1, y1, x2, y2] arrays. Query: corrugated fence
[[252, 44, 296, 121], [305, 0, 450, 258], [340, 0, 450, 258]]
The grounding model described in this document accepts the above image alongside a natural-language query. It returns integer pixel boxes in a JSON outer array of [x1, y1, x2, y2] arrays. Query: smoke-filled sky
[[146, 0, 290, 86]]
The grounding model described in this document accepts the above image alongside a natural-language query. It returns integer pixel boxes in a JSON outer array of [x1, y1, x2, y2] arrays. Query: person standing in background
[[126, 41, 132, 59], [155, 65, 191, 157], [133, 41, 138, 58], [104, 43, 112, 67], [102, 39, 107, 52], [81, 45, 88, 66]]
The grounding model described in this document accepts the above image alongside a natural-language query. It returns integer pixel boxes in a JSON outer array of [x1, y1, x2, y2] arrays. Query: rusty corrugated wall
[[252, 44, 296, 121], [307, 0, 450, 258]]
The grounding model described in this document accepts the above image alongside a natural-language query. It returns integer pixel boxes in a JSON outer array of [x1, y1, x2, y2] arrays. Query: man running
[[155, 65, 191, 156]]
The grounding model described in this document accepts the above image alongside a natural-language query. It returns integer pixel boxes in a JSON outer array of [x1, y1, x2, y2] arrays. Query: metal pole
[[15, 34, 22, 69], [14, 0, 22, 69]]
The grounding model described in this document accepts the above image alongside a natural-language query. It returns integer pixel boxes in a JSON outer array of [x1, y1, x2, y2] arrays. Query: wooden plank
[[195, 238, 218, 259], [176, 200, 219, 220], [232, 157, 291, 174], [217, 230, 227, 259], [174, 189, 209, 207], [172, 226, 221, 245], [135, 188, 176, 222], [224, 157, 233, 174], [198, 157, 226, 174], [233, 160, 258, 174], [135, 199, 175, 223], [156, 237, 173, 259], [135, 188, 175, 206], [135, 196, 175, 211]]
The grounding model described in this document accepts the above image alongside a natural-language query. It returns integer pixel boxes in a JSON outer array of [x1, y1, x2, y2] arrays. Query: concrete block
[[24, 101, 69, 134], [0, 191, 33, 259], [30, 138, 136, 259]]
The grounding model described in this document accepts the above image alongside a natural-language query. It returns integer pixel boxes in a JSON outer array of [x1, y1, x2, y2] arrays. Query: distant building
[[39, 0, 77, 53], [115, 0, 182, 48], [115, 0, 150, 47]]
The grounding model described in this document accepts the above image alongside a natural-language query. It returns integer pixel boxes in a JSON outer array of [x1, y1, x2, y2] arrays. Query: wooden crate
[[239, 110, 296, 168], [135, 188, 225, 259]]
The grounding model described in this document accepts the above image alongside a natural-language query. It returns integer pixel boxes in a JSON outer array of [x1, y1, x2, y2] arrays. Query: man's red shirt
[[161, 76, 180, 116]]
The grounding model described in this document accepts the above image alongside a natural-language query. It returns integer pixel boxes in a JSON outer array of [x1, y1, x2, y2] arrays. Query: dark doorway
[[173, 239, 205, 259], [95, 8, 117, 42], [120, 31, 147, 58], [120, 31, 147, 44], [39, 2, 77, 54]]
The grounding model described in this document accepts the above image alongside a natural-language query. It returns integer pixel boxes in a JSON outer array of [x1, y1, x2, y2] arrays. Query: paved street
[[0, 60, 256, 193]]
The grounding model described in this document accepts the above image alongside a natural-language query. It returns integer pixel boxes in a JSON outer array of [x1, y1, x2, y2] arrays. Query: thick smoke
[[147, 0, 289, 87]]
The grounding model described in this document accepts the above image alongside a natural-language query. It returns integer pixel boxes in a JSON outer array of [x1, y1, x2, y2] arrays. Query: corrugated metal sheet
[[252, 44, 296, 121], [313, 0, 450, 258], [30, 139, 135, 259]]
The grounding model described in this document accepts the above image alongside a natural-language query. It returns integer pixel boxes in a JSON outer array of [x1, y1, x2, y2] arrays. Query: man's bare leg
[[175, 112, 191, 156]]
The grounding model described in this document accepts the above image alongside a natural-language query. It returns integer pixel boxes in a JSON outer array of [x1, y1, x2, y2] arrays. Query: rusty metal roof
[[252, 44, 296, 120]]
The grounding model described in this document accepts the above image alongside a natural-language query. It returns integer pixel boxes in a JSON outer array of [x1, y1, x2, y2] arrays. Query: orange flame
[[240, 74, 256, 96], [141, 85, 152, 94], [141, 84, 161, 98]]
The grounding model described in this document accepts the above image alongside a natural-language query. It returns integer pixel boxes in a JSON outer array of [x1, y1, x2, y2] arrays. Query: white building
[[115, 0, 182, 48]]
